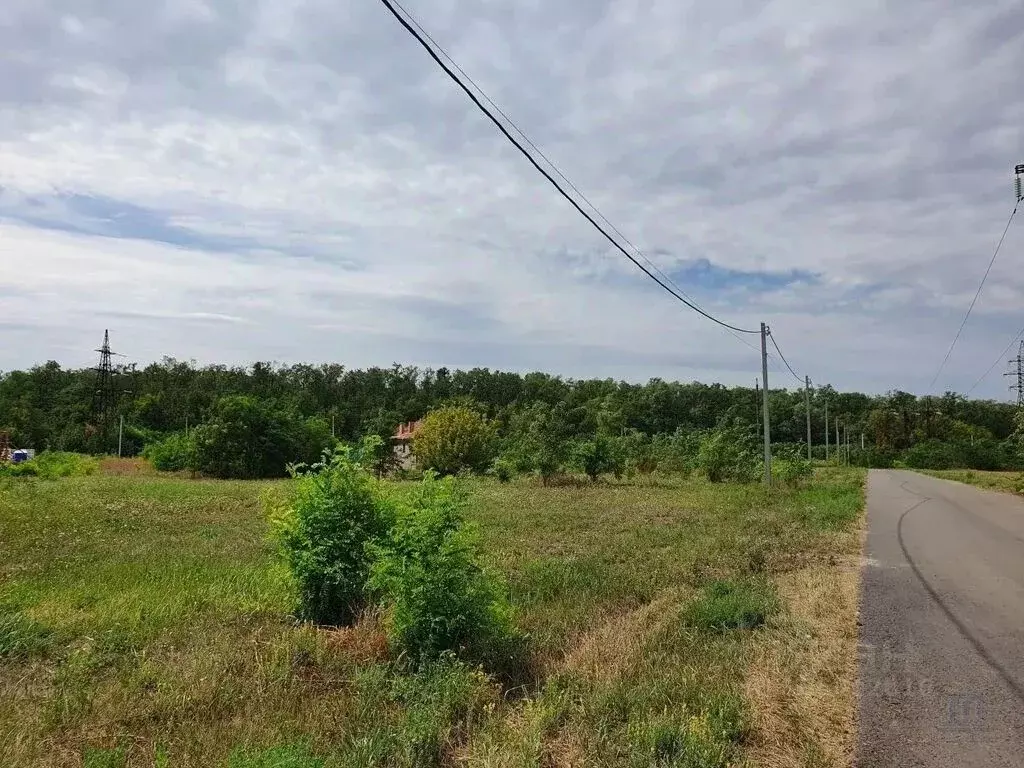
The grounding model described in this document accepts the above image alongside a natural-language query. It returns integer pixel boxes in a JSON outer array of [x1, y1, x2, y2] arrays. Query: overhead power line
[[966, 324, 1024, 396], [377, 0, 759, 336], [392, 1, 768, 362], [388, 0, 765, 357], [767, 330, 805, 385], [930, 202, 1020, 389]]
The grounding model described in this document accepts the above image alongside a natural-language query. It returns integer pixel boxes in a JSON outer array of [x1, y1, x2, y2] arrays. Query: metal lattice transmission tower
[[90, 330, 122, 431], [1005, 340, 1024, 407]]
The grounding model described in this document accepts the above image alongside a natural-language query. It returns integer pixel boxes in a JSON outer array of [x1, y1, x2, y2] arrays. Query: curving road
[[857, 469, 1024, 767]]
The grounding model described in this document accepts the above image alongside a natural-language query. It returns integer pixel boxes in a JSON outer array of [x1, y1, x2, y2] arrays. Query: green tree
[[571, 435, 620, 482], [192, 396, 330, 479], [412, 406, 497, 476]]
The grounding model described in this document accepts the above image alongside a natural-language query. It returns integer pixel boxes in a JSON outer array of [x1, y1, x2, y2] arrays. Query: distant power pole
[[824, 400, 830, 461], [760, 323, 772, 486], [1006, 340, 1024, 407], [805, 376, 812, 461]]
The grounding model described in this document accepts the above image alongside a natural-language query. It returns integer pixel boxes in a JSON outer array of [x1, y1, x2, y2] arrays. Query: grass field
[[0, 467, 865, 767], [915, 468, 1024, 496]]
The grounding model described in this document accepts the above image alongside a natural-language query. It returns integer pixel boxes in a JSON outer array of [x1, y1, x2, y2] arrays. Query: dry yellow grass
[[561, 589, 683, 684], [743, 523, 863, 768]]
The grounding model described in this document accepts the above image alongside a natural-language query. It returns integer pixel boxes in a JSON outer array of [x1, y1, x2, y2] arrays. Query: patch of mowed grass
[[0, 468, 864, 766]]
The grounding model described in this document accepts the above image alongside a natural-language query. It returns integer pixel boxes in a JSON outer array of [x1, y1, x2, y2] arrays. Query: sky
[[1, 0, 1022, 398]]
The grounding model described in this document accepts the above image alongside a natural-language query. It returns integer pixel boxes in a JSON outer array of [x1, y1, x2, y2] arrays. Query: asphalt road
[[857, 469, 1024, 767]]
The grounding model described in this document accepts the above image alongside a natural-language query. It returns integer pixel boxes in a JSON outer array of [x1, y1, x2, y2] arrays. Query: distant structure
[[91, 330, 119, 430], [11, 448, 34, 464], [89, 330, 133, 450], [1016, 164, 1024, 203], [1006, 340, 1024, 408], [392, 420, 423, 467]]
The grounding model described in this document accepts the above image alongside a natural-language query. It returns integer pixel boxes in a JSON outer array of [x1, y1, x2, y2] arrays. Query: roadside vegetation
[[0, 458, 865, 767], [914, 468, 1024, 496]]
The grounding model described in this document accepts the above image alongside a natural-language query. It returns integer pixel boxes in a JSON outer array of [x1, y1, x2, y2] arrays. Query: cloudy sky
[[1, 0, 1022, 397]]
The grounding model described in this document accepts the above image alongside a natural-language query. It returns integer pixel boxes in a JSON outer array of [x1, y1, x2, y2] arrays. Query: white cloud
[[0, 0, 1022, 398]]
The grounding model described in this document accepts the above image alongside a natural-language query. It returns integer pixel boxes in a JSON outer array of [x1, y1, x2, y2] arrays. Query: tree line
[[0, 358, 1021, 475]]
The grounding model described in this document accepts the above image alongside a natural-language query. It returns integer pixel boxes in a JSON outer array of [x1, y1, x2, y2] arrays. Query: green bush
[[412, 406, 497, 476], [491, 456, 516, 483], [0, 461, 38, 478], [571, 435, 622, 482], [682, 579, 777, 632], [696, 424, 759, 483], [193, 396, 333, 479], [773, 457, 812, 487], [852, 447, 897, 469], [142, 431, 197, 472], [901, 439, 962, 470], [0, 452, 97, 480], [369, 474, 513, 662], [269, 444, 390, 625]]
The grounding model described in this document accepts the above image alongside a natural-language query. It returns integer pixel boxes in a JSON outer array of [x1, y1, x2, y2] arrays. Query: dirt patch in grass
[[98, 458, 158, 477]]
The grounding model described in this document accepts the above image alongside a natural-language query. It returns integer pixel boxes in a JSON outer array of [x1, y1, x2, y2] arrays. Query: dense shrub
[[193, 396, 333, 479], [0, 462, 38, 478], [412, 406, 497, 476], [369, 474, 513, 662], [269, 444, 390, 625], [773, 457, 812, 487], [491, 456, 516, 483], [571, 436, 622, 482], [901, 439, 963, 470], [696, 424, 759, 483], [142, 431, 197, 472], [0, 452, 98, 480], [652, 429, 703, 474], [851, 447, 897, 469]]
